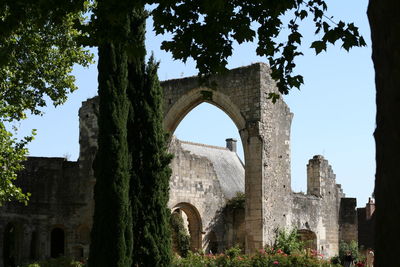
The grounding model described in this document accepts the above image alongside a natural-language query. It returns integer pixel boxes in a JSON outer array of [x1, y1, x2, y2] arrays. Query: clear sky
[[14, 0, 375, 208]]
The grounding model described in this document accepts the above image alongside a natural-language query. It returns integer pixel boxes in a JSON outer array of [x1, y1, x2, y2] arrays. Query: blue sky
[[15, 0, 374, 207]]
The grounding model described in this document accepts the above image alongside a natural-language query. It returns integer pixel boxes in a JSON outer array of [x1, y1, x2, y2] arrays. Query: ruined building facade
[[0, 64, 358, 266]]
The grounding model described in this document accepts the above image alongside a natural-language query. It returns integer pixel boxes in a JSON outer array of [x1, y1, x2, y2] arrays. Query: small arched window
[[3, 223, 17, 267]]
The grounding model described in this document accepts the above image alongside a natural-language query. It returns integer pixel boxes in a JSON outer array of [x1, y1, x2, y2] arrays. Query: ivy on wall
[[224, 192, 245, 211]]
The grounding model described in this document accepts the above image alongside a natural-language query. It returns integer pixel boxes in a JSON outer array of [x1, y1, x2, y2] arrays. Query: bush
[[23, 257, 85, 267], [170, 212, 191, 257], [273, 228, 303, 255], [225, 192, 245, 211], [225, 245, 243, 259], [330, 255, 340, 264], [339, 240, 360, 263], [172, 247, 341, 267]]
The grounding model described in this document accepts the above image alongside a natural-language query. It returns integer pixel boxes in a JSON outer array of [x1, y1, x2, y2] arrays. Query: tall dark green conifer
[[127, 9, 172, 263], [90, 3, 172, 266], [88, 1, 133, 266], [128, 57, 173, 267]]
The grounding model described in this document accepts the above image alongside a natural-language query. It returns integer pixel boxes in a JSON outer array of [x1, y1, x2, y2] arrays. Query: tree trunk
[[368, 0, 400, 266]]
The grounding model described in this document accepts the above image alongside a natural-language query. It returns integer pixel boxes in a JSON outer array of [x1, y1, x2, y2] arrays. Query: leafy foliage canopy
[[0, 0, 93, 203], [151, 0, 365, 100]]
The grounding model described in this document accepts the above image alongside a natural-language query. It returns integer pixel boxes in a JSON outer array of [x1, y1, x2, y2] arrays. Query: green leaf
[[299, 10, 308, 20], [310, 40, 327, 54], [289, 31, 302, 44]]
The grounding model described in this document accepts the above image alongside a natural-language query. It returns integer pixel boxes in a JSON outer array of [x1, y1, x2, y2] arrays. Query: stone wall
[[168, 137, 226, 251], [223, 207, 245, 251], [357, 209, 373, 250], [0, 158, 91, 266], [288, 155, 345, 257], [339, 198, 358, 243], [259, 64, 293, 246], [0, 63, 359, 265], [357, 198, 375, 250], [161, 63, 295, 252], [77, 63, 295, 252]]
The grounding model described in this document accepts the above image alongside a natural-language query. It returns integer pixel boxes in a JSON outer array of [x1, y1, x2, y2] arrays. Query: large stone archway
[[161, 63, 293, 252], [77, 63, 293, 253]]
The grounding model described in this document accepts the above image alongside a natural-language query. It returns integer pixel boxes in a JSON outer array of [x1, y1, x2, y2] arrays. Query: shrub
[[172, 247, 341, 267], [225, 192, 245, 211], [23, 257, 84, 267], [170, 212, 191, 257], [339, 240, 360, 263], [330, 255, 340, 264], [273, 228, 303, 255], [225, 245, 242, 259]]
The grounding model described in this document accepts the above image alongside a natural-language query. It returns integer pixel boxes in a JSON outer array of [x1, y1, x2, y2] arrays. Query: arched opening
[[162, 66, 283, 252], [172, 203, 203, 252], [163, 88, 246, 140], [174, 103, 244, 161], [297, 229, 317, 250], [169, 100, 246, 253], [170, 210, 190, 257], [3, 223, 19, 267], [50, 227, 65, 258], [30, 231, 38, 260]]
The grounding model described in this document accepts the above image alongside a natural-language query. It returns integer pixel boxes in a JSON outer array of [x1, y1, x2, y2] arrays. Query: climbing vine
[[224, 192, 245, 211]]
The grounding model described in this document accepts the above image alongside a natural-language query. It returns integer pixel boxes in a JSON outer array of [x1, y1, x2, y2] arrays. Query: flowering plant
[[172, 247, 342, 267]]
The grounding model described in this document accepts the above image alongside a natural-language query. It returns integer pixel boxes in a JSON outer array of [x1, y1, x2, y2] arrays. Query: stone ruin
[[0, 63, 360, 266]]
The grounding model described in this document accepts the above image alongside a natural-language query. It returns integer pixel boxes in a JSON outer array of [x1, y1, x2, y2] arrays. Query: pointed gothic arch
[[162, 63, 293, 252]]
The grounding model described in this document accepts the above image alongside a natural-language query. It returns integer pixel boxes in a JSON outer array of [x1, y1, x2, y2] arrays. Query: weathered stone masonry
[[162, 63, 294, 252], [0, 63, 360, 266]]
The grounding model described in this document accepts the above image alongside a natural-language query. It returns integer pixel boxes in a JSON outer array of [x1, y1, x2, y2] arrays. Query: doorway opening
[[50, 227, 65, 258], [172, 203, 203, 252]]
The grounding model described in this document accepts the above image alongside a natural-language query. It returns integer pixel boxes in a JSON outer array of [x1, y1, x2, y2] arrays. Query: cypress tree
[[127, 38, 173, 267], [90, 3, 172, 266], [88, 1, 133, 266], [128, 57, 173, 267]]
